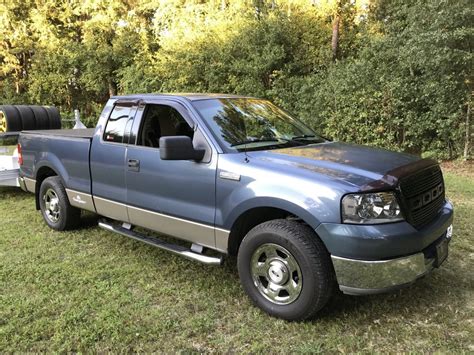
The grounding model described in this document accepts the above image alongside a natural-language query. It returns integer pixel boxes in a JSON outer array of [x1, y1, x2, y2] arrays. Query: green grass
[[0, 172, 473, 352]]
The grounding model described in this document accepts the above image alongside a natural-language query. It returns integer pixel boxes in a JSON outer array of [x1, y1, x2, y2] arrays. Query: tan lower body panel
[[24, 177, 36, 193], [128, 205, 217, 250], [65, 189, 96, 213], [25, 177, 229, 252], [92, 196, 229, 253], [94, 196, 129, 222], [215, 228, 230, 253]]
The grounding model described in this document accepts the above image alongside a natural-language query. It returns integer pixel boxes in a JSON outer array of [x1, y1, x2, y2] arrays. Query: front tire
[[39, 176, 81, 230], [237, 219, 334, 321]]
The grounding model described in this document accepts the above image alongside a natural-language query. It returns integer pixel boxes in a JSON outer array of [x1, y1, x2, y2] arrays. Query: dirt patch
[[441, 160, 474, 179]]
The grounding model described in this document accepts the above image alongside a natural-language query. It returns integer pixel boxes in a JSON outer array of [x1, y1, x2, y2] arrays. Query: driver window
[[138, 104, 194, 148]]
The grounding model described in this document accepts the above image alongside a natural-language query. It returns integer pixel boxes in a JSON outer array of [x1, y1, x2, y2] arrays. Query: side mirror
[[159, 136, 205, 161]]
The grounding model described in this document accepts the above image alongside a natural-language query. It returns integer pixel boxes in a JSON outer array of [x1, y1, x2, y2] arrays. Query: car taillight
[[17, 143, 23, 165]]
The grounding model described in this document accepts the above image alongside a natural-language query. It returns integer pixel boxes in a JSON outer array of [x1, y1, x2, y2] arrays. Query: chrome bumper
[[332, 226, 452, 295]]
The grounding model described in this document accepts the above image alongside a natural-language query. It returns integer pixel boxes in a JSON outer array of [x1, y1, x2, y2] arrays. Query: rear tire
[[39, 176, 81, 231], [237, 219, 335, 321]]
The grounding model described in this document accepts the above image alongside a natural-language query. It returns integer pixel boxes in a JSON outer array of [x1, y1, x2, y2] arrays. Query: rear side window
[[103, 105, 131, 143]]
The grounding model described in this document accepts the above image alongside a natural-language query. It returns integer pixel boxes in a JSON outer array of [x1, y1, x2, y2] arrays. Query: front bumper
[[316, 200, 453, 260], [332, 225, 452, 295]]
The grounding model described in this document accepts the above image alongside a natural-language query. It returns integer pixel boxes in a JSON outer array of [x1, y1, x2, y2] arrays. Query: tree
[[0, 0, 471, 159]]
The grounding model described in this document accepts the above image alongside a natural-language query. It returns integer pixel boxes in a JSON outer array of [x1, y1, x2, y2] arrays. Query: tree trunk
[[108, 80, 118, 97], [14, 69, 21, 94], [332, 14, 340, 61], [464, 97, 472, 160]]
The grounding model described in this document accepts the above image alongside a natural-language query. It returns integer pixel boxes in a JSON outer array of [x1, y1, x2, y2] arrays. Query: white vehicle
[[0, 133, 20, 187]]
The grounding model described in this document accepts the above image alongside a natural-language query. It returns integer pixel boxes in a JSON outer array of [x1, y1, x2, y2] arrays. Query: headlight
[[341, 192, 403, 224]]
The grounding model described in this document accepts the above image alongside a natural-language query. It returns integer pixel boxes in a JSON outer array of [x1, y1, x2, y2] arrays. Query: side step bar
[[98, 221, 223, 266]]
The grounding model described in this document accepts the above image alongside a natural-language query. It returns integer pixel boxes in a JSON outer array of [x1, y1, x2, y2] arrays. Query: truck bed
[[19, 129, 94, 194], [20, 128, 95, 139]]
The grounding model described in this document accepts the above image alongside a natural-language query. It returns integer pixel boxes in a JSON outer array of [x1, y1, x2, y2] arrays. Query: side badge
[[73, 195, 86, 205], [219, 171, 241, 181]]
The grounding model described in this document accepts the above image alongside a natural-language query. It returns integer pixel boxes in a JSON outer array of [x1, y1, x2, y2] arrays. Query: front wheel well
[[35, 167, 58, 210], [227, 207, 303, 256]]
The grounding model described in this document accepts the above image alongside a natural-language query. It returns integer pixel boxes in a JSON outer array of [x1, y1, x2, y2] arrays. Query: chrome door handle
[[128, 159, 140, 172]]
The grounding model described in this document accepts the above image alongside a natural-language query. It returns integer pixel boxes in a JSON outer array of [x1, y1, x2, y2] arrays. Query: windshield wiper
[[230, 138, 284, 147], [289, 134, 326, 144], [290, 134, 317, 140], [231, 135, 321, 148]]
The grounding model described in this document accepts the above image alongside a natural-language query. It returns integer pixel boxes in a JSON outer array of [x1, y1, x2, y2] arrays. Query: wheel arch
[[226, 199, 322, 256], [34, 165, 60, 210]]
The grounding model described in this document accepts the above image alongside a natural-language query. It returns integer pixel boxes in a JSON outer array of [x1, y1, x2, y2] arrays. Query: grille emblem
[[409, 183, 444, 210]]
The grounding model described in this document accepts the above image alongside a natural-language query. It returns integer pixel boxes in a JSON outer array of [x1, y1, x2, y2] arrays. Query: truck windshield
[[192, 98, 325, 151]]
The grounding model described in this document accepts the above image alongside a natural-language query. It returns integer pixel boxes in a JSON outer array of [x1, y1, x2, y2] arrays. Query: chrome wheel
[[250, 243, 302, 305], [0, 112, 6, 133], [43, 188, 60, 223]]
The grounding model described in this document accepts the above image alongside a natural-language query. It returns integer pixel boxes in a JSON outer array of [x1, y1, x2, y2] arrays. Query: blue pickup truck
[[18, 94, 453, 320]]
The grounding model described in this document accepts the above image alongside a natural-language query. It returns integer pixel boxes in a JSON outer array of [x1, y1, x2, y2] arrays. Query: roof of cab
[[110, 93, 253, 102]]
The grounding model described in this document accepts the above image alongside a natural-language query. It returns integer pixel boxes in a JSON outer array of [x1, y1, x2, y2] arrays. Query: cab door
[[90, 102, 136, 222], [125, 100, 218, 249]]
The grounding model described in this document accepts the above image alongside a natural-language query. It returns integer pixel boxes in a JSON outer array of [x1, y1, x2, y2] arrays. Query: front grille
[[399, 165, 445, 228]]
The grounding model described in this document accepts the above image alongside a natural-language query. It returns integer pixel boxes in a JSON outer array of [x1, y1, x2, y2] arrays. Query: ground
[[0, 165, 473, 352]]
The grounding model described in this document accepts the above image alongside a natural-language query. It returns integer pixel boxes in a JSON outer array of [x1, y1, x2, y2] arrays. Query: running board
[[98, 221, 223, 266]]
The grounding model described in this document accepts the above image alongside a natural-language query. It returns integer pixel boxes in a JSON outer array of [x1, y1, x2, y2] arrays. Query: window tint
[[103, 105, 131, 143], [138, 104, 193, 148]]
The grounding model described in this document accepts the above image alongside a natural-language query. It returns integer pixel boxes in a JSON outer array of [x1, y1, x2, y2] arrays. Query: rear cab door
[[90, 100, 137, 222]]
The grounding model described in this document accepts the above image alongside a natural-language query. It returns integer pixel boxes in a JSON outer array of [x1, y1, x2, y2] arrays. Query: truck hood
[[248, 142, 436, 189]]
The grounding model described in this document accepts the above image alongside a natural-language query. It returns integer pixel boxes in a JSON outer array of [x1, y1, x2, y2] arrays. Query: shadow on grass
[[156, 245, 466, 322], [77, 211, 100, 229], [209, 252, 467, 322], [122, 231, 467, 322], [313, 263, 466, 323], [0, 187, 100, 229], [0, 186, 29, 195]]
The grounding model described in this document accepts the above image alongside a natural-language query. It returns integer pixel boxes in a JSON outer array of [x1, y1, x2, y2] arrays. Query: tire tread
[[39, 176, 81, 231], [250, 219, 334, 320]]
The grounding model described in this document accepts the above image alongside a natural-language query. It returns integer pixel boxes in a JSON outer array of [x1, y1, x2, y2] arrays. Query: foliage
[[0, 0, 472, 158], [271, 0, 473, 157]]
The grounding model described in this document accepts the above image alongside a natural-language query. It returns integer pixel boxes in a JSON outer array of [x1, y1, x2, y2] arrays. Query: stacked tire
[[0, 105, 61, 133]]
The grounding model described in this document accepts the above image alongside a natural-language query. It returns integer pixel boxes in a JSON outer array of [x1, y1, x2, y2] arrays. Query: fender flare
[[224, 196, 322, 231], [34, 157, 69, 209]]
